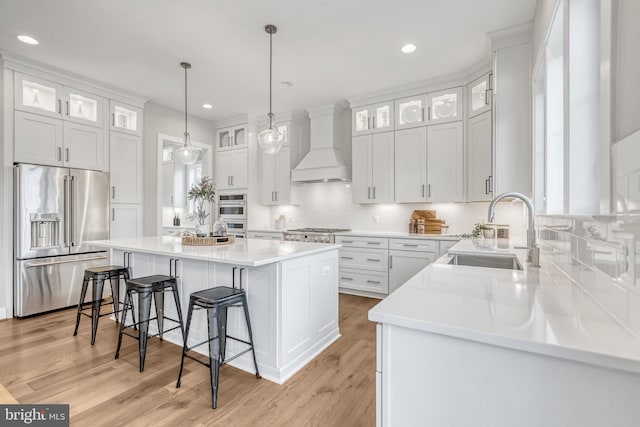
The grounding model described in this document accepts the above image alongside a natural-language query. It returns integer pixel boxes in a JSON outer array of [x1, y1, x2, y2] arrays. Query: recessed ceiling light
[[202, 103, 213, 109], [17, 35, 39, 45], [401, 43, 416, 54]]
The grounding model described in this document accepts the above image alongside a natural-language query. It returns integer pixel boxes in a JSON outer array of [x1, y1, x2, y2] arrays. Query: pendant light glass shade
[[176, 62, 201, 165], [258, 25, 285, 155]]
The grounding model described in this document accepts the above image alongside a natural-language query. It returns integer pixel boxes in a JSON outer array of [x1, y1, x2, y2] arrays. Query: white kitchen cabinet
[[109, 101, 143, 136], [352, 132, 394, 204], [388, 249, 436, 294], [352, 101, 394, 135], [216, 148, 248, 189], [427, 122, 464, 202], [63, 121, 103, 170], [468, 73, 492, 118], [336, 236, 389, 297], [394, 127, 427, 203], [110, 132, 143, 204], [110, 204, 142, 239], [438, 240, 459, 256], [162, 163, 175, 206], [15, 73, 105, 128], [395, 95, 427, 130], [14, 111, 63, 166], [261, 145, 291, 205], [247, 231, 283, 240], [426, 87, 463, 124], [14, 73, 64, 119], [339, 269, 389, 295], [217, 124, 247, 151], [15, 111, 104, 171], [467, 111, 493, 201]]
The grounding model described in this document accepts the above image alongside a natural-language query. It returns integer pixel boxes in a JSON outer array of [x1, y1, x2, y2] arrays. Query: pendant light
[[174, 62, 201, 165], [257, 24, 285, 155]]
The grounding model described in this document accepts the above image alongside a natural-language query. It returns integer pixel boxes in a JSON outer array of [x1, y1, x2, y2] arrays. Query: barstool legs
[[154, 290, 165, 341], [176, 300, 195, 388], [208, 306, 223, 409], [90, 274, 107, 345], [73, 275, 91, 336], [137, 290, 154, 372], [114, 289, 131, 360], [241, 294, 261, 379]]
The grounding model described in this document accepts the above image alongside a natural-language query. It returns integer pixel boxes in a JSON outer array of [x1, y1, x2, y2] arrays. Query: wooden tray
[[182, 235, 235, 246]]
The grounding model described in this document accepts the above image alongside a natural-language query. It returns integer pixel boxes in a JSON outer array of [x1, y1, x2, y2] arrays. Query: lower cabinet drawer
[[339, 248, 388, 271], [339, 269, 389, 294], [389, 238, 438, 252]]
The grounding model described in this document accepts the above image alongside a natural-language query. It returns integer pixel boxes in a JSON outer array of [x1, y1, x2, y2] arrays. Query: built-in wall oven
[[218, 193, 247, 238]]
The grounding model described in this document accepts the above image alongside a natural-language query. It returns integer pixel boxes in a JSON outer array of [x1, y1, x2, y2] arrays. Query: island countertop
[[88, 236, 340, 267]]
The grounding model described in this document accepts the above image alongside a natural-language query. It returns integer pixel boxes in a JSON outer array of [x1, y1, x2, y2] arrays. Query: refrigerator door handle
[[63, 175, 70, 247], [70, 175, 76, 246], [26, 255, 108, 268]]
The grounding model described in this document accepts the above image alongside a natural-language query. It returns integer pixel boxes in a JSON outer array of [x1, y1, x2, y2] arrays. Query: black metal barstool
[[73, 265, 131, 345], [176, 286, 261, 409], [115, 275, 185, 372]]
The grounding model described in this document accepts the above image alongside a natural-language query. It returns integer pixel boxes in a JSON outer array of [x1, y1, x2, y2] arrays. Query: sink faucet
[[488, 192, 540, 267]]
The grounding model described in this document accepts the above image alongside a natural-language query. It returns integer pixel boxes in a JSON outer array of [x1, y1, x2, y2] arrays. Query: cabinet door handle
[[112, 186, 116, 199], [488, 176, 493, 193], [366, 242, 380, 245], [65, 148, 69, 162], [427, 106, 431, 121], [488, 72, 493, 90], [485, 90, 490, 105], [428, 184, 431, 198], [389, 255, 393, 268], [367, 280, 381, 285], [372, 187, 376, 199], [366, 258, 381, 262], [340, 256, 354, 260], [367, 117, 371, 130], [421, 184, 425, 197], [341, 276, 353, 281], [342, 240, 354, 244], [368, 187, 371, 199], [111, 208, 115, 221], [275, 191, 278, 202], [57, 99, 62, 114], [112, 113, 115, 126], [373, 116, 377, 129], [422, 107, 425, 122], [57, 147, 62, 161], [66, 101, 70, 116], [231, 176, 234, 186], [403, 244, 419, 248]]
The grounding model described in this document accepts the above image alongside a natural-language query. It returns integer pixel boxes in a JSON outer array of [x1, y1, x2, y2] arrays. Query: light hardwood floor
[[0, 294, 379, 426]]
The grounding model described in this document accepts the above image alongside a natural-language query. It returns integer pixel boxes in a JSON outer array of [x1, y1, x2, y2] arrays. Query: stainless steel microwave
[[218, 193, 247, 220]]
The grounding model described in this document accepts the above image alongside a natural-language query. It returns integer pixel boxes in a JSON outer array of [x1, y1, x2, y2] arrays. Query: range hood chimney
[[291, 102, 351, 183]]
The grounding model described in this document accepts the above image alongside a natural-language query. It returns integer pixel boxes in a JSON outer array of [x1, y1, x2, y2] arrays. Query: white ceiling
[[0, 0, 536, 122]]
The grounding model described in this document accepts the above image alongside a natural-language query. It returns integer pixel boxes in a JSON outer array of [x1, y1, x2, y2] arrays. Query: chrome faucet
[[488, 192, 540, 267]]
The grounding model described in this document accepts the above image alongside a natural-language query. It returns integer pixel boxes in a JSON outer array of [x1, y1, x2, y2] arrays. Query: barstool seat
[[73, 265, 130, 345], [115, 274, 185, 372], [176, 285, 260, 409]]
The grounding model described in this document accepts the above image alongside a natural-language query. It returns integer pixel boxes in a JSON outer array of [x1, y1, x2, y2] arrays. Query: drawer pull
[[367, 280, 381, 284], [342, 240, 354, 244], [341, 277, 354, 281], [367, 242, 381, 245], [367, 258, 381, 262], [402, 244, 419, 247], [341, 256, 354, 260]]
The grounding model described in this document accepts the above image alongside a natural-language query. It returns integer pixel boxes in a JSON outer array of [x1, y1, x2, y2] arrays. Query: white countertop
[[369, 239, 640, 374], [247, 228, 286, 233], [335, 230, 462, 240], [89, 236, 340, 267]]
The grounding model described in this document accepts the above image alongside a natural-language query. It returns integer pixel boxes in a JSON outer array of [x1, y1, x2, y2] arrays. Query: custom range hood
[[291, 103, 351, 183]]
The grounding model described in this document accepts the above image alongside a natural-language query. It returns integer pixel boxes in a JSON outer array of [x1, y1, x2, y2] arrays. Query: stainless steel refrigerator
[[14, 163, 110, 317]]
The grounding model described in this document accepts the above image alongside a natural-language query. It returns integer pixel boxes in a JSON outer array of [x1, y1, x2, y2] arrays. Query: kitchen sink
[[448, 254, 523, 270]]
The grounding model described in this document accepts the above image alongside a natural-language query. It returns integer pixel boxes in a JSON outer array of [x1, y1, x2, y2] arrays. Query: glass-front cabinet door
[[426, 87, 463, 124], [110, 101, 142, 136], [352, 106, 371, 135], [371, 102, 393, 133], [232, 125, 247, 148], [468, 73, 492, 117], [14, 73, 64, 119], [217, 125, 248, 150], [395, 95, 426, 130], [217, 127, 232, 150], [66, 88, 104, 127]]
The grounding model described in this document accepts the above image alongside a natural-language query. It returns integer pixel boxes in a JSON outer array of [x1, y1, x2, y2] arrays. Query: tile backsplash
[[538, 214, 640, 336]]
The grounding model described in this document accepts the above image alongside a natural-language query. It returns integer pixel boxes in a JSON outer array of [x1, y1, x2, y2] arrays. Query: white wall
[[266, 182, 527, 239], [143, 102, 215, 236]]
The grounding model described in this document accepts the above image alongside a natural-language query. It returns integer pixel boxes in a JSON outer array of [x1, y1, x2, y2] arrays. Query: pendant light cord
[[184, 64, 189, 137], [268, 30, 273, 129]]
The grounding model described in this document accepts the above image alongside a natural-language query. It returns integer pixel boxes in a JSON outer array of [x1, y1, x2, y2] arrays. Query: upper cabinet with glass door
[[15, 73, 105, 127], [216, 124, 247, 151], [352, 101, 394, 135], [395, 95, 427, 130], [110, 101, 143, 136], [426, 87, 463, 124], [467, 73, 492, 118]]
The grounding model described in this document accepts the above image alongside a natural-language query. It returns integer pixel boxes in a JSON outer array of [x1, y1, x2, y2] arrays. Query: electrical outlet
[[322, 265, 331, 276]]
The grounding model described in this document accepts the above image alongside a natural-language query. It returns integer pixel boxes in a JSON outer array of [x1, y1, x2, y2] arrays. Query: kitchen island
[[369, 239, 640, 427], [90, 236, 341, 384]]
